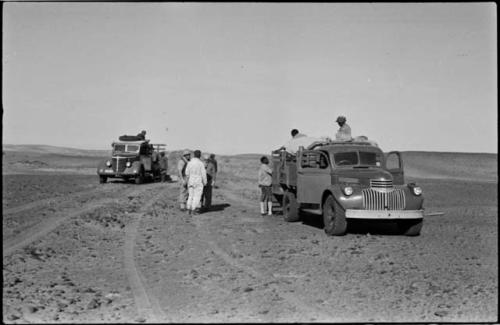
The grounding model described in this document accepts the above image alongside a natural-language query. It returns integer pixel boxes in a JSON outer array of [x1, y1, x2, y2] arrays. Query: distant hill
[[3, 144, 108, 157], [402, 151, 497, 182], [2, 145, 497, 182]]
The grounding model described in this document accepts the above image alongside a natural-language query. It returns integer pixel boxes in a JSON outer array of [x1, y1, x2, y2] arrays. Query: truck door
[[386, 151, 404, 185], [297, 150, 332, 205]]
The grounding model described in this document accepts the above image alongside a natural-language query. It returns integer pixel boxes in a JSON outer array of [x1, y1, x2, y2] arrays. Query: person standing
[[258, 156, 273, 216], [335, 116, 352, 141], [159, 151, 169, 182], [209, 153, 218, 187], [201, 153, 217, 211], [185, 150, 207, 215], [177, 150, 191, 211]]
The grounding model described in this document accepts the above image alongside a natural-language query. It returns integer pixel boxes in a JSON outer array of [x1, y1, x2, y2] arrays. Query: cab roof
[[112, 140, 149, 145], [308, 140, 380, 151]]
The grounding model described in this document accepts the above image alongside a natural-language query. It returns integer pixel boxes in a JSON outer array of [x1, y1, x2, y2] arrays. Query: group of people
[[177, 150, 218, 215], [258, 115, 356, 216], [146, 115, 360, 217]]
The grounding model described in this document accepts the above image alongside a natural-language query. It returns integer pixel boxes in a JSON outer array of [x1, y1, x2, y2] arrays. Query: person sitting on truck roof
[[137, 130, 147, 140], [281, 129, 321, 155], [335, 116, 352, 141]]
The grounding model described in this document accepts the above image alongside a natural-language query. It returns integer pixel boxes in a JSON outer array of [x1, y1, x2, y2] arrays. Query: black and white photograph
[[2, 2, 497, 323]]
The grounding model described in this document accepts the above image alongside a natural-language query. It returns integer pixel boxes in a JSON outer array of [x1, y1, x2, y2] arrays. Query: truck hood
[[334, 167, 393, 186]]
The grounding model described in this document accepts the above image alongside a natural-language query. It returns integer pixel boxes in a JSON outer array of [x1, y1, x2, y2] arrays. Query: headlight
[[106, 160, 112, 167], [412, 186, 423, 196], [343, 186, 353, 196], [126, 161, 131, 167]]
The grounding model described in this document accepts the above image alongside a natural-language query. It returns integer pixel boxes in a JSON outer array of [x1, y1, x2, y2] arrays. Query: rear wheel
[[397, 219, 423, 236], [282, 191, 299, 222], [322, 195, 347, 236], [99, 176, 107, 184]]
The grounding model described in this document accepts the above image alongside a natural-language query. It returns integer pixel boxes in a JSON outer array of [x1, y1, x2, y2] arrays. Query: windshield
[[333, 151, 381, 166], [113, 144, 139, 153]]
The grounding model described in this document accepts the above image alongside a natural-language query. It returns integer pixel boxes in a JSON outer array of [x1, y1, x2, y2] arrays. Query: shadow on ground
[[300, 212, 406, 236], [205, 203, 231, 212]]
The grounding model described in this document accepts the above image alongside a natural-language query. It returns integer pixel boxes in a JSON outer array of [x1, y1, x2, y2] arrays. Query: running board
[[300, 208, 322, 215]]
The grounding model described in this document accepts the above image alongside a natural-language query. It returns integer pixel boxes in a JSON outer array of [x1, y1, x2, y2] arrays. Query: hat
[[182, 150, 191, 156], [336, 116, 346, 123]]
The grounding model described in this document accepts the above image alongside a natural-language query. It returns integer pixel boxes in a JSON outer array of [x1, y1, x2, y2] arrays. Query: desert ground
[[2, 145, 498, 323]]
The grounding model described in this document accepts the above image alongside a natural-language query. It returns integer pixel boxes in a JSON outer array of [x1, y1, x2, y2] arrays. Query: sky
[[2, 3, 497, 155]]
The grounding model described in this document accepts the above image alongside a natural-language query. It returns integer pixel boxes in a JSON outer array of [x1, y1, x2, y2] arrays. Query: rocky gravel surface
[[2, 168, 498, 323]]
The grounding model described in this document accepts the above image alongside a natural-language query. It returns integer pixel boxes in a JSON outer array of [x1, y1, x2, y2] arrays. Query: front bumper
[[97, 168, 138, 177], [345, 209, 424, 220]]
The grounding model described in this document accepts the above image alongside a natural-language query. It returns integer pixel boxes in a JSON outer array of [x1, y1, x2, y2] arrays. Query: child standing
[[258, 156, 273, 216]]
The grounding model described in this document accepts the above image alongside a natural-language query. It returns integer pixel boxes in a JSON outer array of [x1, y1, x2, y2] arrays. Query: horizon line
[[2, 143, 498, 156]]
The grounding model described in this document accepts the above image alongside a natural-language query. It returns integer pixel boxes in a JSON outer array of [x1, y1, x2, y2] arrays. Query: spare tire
[[119, 135, 143, 141]]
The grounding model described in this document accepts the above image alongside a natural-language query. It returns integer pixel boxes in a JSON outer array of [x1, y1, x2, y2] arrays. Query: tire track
[[3, 184, 163, 256], [3, 185, 118, 215], [122, 187, 169, 322], [4, 197, 120, 256]]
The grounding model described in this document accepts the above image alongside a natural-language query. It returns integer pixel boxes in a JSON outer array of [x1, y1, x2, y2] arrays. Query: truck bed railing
[[151, 144, 167, 152]]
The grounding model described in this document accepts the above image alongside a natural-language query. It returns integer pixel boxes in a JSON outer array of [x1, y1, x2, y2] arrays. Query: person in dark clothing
[[209, 153, 218, 187], [137, 130, 147, 140], [159, 151, 169, 182], [201, 154, 217, 211]]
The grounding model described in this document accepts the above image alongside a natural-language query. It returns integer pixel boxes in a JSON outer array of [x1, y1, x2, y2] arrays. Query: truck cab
[[271, 140, 424, 236]]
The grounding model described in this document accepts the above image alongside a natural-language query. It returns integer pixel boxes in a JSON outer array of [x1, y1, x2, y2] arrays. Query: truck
[[271, 139, 424, 236], [97, 137, 168, 184]]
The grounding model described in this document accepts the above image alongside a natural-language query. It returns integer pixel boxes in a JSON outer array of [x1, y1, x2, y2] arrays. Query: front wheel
[[322, 195, 347, 236], [397, 219, 423, 236], [282, 191, 299, 222], [99, 176, 107, 184], [135, 168, 145, 184]]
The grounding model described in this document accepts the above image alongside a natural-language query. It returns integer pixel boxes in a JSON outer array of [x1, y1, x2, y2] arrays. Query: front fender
[[402, 186, 424, 210], [322, 185, 354, 211], [97, 159, 111, 174], [128, 161, 143, 174], [324, 185, 364, 211]]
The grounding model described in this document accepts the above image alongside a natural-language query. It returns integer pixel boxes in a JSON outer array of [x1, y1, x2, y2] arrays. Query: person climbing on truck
[[278, 129, 321, 154]]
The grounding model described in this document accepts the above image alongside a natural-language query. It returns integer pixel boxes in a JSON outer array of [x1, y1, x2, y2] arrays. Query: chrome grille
[[370, 179, 393, 189], [362, 188, 406, 210], [112, 157, 127, 173]]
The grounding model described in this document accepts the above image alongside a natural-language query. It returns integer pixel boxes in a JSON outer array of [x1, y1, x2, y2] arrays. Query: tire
[[398, 219, 423, 236], [135, 167, 145, 184], [99, 176, 107, 184], [273, 194, 283, 206], [322, 195, 347, 236], [282, 191, 300, 222]]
